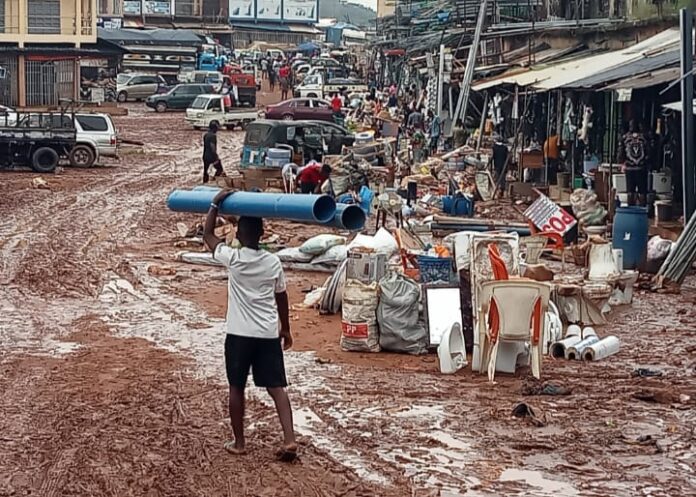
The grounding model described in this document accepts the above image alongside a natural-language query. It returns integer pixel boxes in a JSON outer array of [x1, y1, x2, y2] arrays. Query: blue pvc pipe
[[167, 189, 336, 224], [331, 204, 366, 231]]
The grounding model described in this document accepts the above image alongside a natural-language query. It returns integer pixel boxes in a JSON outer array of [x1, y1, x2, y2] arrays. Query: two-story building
[[0, 0, 100, 107]]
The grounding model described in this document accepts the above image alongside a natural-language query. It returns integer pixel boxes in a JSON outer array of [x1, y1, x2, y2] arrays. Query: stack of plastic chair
[[478, 279, 551, 381]]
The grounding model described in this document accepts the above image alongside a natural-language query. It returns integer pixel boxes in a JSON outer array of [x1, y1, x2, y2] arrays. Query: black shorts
[[300, 182, 316, 194], [224, 334, 287, 388], [626, 168, 648, 195]]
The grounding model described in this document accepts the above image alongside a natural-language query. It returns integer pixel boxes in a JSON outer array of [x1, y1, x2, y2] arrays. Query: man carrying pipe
[[203, 189, 297, 461], [203, 122, 225, 184]]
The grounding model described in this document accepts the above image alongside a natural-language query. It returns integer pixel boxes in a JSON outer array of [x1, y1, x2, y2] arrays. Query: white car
[[11, 110, 119, 168]]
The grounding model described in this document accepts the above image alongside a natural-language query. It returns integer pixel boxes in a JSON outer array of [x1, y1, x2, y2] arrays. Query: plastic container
[[612, 174, 627, 193], [442, 195, 474, 216], [652, 172, 671, 194], [612, 206, 648, 270], [573, 177, 584, 189], [417, 255, 453, 283]]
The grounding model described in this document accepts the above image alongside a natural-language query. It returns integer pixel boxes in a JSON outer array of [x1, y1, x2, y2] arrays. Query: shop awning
[[472, 28, 683, 92], [663, 100, 696, 113], [602, 66, 681, 90]]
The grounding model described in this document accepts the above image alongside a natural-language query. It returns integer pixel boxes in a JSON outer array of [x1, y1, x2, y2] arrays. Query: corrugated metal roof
[[603, 66, 681, 90], [98, 27, 203, 45], [473, 28, 683, 92]]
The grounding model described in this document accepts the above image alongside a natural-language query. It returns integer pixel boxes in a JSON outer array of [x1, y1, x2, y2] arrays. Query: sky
[[345, 0, 377, 11]]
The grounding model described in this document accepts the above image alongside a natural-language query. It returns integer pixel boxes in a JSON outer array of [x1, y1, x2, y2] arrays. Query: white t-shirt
[[214, 244, 287, 339]]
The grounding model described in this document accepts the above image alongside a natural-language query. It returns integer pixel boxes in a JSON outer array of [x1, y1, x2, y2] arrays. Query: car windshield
[[190, 96, 208, 109], [206, 74, 222, 83], [244, 123, 275, 147], [117, 74, 132, 85]]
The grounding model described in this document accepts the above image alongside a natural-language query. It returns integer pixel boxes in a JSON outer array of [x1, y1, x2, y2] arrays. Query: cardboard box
[[346, 250, 387, 284]]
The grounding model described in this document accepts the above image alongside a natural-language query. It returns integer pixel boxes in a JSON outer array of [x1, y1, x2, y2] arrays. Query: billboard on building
[[229, 0, 318, 22], [144, 0, 171, 14], [123, 0, 141, 14], [229, 0, 255, 18], [283, 0, 317, 22], [257, 0, 281, 20]]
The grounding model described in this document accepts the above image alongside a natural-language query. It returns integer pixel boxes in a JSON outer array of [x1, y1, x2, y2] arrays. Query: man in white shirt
[[204, 190, 297, 461]]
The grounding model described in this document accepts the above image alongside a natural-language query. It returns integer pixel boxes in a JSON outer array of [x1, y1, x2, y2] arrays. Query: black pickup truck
[[0, 111, 77, 173]]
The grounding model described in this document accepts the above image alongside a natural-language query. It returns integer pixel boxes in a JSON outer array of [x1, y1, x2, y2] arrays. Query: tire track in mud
[[0, 113, 242, 297]]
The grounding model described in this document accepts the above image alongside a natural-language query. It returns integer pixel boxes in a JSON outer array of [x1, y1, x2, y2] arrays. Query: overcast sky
[[346, 0, 377, 12]]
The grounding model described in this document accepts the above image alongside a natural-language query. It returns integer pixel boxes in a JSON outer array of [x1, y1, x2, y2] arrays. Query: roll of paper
[[565, 336, 600, 360], [550, 335, 582, 358], [582, 336, 620, 361]]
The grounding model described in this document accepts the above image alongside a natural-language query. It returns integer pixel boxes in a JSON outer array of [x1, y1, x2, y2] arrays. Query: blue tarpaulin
[[296, 41, 320, 53]]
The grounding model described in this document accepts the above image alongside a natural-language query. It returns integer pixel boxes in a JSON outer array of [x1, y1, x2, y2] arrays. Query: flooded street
[[0, 104, 695, 497]]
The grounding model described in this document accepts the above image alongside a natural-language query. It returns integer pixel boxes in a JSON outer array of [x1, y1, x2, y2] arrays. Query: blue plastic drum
[[612, 206, 648, 269]]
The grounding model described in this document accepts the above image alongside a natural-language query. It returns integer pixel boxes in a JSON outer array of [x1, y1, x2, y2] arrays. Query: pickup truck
[[0, 111, 76, 173], [0, 110, 118, 169], [185, 94, 258, 130], [294, 73, 367, 100]]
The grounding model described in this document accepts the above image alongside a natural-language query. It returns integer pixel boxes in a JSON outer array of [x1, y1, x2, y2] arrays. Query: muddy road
[[0, 104, 695, 497]]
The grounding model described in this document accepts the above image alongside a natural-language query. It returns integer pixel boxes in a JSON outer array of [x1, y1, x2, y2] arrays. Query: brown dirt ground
[[1, 97, 695, 497]]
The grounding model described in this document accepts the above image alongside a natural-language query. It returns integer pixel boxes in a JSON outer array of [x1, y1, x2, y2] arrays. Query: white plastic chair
[[477, 279, 551, 381]]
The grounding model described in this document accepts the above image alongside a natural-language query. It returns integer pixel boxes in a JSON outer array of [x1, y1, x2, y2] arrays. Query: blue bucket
[[442, 195, 474, 216]]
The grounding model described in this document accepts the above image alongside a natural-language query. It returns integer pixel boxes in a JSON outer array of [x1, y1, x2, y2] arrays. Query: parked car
[[117, 74, 167, 102], [241, 119, 354, 167], [145, 84, 215, 112], [12, 111, 118, 168], [71, 113, 119, 167], [263, 98, 334, 122], [185, 94, 258, 130], [180, 71, 224, 93]]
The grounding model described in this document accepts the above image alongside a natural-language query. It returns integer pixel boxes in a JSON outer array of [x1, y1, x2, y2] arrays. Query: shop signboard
[[144, 0, 171, 14], [257, 0, 281, 20], [123, 0, 142, 14], [523, 193, 577, 235], [283, 0, 318, 22], [229, 0, 255, 18], [97, 16, 123, 29]]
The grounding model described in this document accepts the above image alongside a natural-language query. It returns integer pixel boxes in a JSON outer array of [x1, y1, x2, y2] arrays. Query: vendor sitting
[[297, 163, 331, 194]]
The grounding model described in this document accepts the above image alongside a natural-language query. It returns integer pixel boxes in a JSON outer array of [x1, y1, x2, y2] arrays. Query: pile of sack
[[570, 189, 607, 226], [276, 234, 348, 270]]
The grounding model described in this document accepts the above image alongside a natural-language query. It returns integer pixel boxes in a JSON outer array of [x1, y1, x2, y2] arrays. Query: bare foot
[[276, 443, 298, 462], [223, 440, 246, 455]]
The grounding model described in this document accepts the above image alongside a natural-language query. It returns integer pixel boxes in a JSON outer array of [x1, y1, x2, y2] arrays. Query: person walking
[[203, 193, 297, 462], [279, 63, 291, 100], [202, 122, 224, 183]]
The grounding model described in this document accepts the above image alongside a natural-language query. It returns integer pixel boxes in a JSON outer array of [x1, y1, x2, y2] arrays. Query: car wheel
[[155, 101, 167, 113], [307, 93, 318, 98], [117, 91, 127, 103], [31, 147, 59, 173], [69, 145, 96, 168], [282, 114, 294, 121]]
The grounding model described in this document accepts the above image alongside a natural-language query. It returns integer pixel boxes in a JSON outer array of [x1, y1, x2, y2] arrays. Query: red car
[[263, 98, 334, 122]]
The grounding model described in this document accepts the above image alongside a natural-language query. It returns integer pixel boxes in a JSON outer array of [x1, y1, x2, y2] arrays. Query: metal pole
[[453, 0, 488, 123], [680, 8, 694, 221]]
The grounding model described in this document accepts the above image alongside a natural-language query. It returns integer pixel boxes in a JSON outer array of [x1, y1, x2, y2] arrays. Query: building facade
[[0, 0, 98, 107]]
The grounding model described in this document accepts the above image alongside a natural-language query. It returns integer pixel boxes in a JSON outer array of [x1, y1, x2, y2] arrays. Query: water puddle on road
[[499, 468, 578, 496]]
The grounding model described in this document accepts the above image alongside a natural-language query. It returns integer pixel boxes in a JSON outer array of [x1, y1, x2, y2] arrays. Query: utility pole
[[453, 0, 488, 124], [680, 8, 694, 221]]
